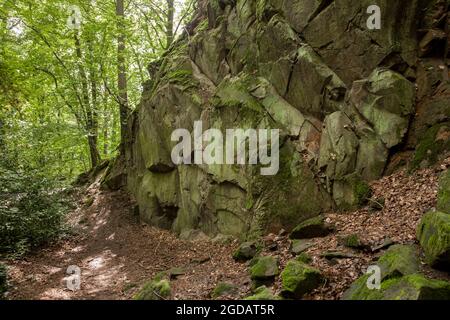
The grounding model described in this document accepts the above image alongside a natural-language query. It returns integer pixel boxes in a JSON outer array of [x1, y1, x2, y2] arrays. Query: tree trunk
[[166, 0, 175, 48], [116, 0, 130, 153], [74, 31, 100, 168]]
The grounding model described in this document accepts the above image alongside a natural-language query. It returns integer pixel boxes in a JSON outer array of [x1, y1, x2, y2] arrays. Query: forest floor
[[4, 158, 450, 300]]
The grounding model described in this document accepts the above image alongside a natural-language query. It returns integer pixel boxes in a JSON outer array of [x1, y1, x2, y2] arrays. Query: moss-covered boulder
[[437, 170, 450, 213], [134, 273, 171, 300], [290, 216, 334, 239], [0, 264, 7, 299], [377, 245, 420, 280], [343, 244, 423, 300], [280, 260, 323, 299], [244, 286, 280, 300], [249, 256, 279, 281], [211, 282, 238, 299], [343, 274, 450, 300], [417, 211, 450, 270], [233, 241, 258, 261]]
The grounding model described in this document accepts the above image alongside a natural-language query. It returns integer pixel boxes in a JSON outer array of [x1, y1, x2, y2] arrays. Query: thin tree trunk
[[166, 0, 175, 48], [102, 85, 109, 157], [116, 0, 130, 153], [74, 31, 100, 168]]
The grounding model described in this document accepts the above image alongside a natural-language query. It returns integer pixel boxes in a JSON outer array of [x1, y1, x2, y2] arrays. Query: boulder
[[280, 260, 324, 299], [290, 216, 334, 239], [343, 274, 450, 300], [417, 211, 450, 270], [342, 244, 422, 299], [290, 239, 314, 255], [437, 170, 450, 213], [376, 245, 420, 280], [249, 256, 279, 281], [233, 241, 258, 261]]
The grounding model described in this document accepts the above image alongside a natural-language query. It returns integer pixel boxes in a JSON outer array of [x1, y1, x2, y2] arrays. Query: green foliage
[[0, 162, 69, 257], [0, 0, 196, 258]]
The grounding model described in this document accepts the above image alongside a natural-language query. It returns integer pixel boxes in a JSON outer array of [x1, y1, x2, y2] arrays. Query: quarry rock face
[[120, 0, 450, 239]]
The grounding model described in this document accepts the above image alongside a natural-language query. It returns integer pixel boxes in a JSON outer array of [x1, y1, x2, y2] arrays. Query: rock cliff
[[108, 0, 450, 240]]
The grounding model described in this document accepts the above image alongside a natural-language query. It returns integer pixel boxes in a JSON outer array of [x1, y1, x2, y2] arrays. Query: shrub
[[0, 165, 68, 257]]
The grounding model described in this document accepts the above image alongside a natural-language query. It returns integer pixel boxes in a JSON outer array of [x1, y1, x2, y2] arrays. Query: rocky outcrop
[[121, 0, 450, 239]]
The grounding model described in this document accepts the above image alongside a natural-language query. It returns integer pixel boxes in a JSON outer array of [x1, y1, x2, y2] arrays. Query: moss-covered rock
[[290, 216, 334, 239], [296, 252, 312, 264], [244, 286, 280, 300], [211, 282, 238, 298], [332, 173, 372, 211], [342, 244, 422, 300], [343, 274, 450, 300], [437, 170, 450, 213], [233, 241, 258, 261], [249, 256, 279, 280], [350, 69, 415, 149], [133, 273, 171, 300], [123, 0, 435, 242], [411, 122, 450, 170], [417, 211, 450, 270], [280, 260, 323, 299], [377, 245, 420, 280], [290, 239, 314, 255]]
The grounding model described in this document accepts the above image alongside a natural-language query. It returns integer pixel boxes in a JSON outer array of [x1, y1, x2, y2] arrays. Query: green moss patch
[[437, 170, 450, 213], [133, 273, 171, 300], [280, 260, 323, 299], [417, 211, 450, 270]]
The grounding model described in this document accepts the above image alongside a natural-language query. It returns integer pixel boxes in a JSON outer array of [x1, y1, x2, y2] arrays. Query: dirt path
[[4, 159, 450, 300], [5, 182, 250, 300]]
